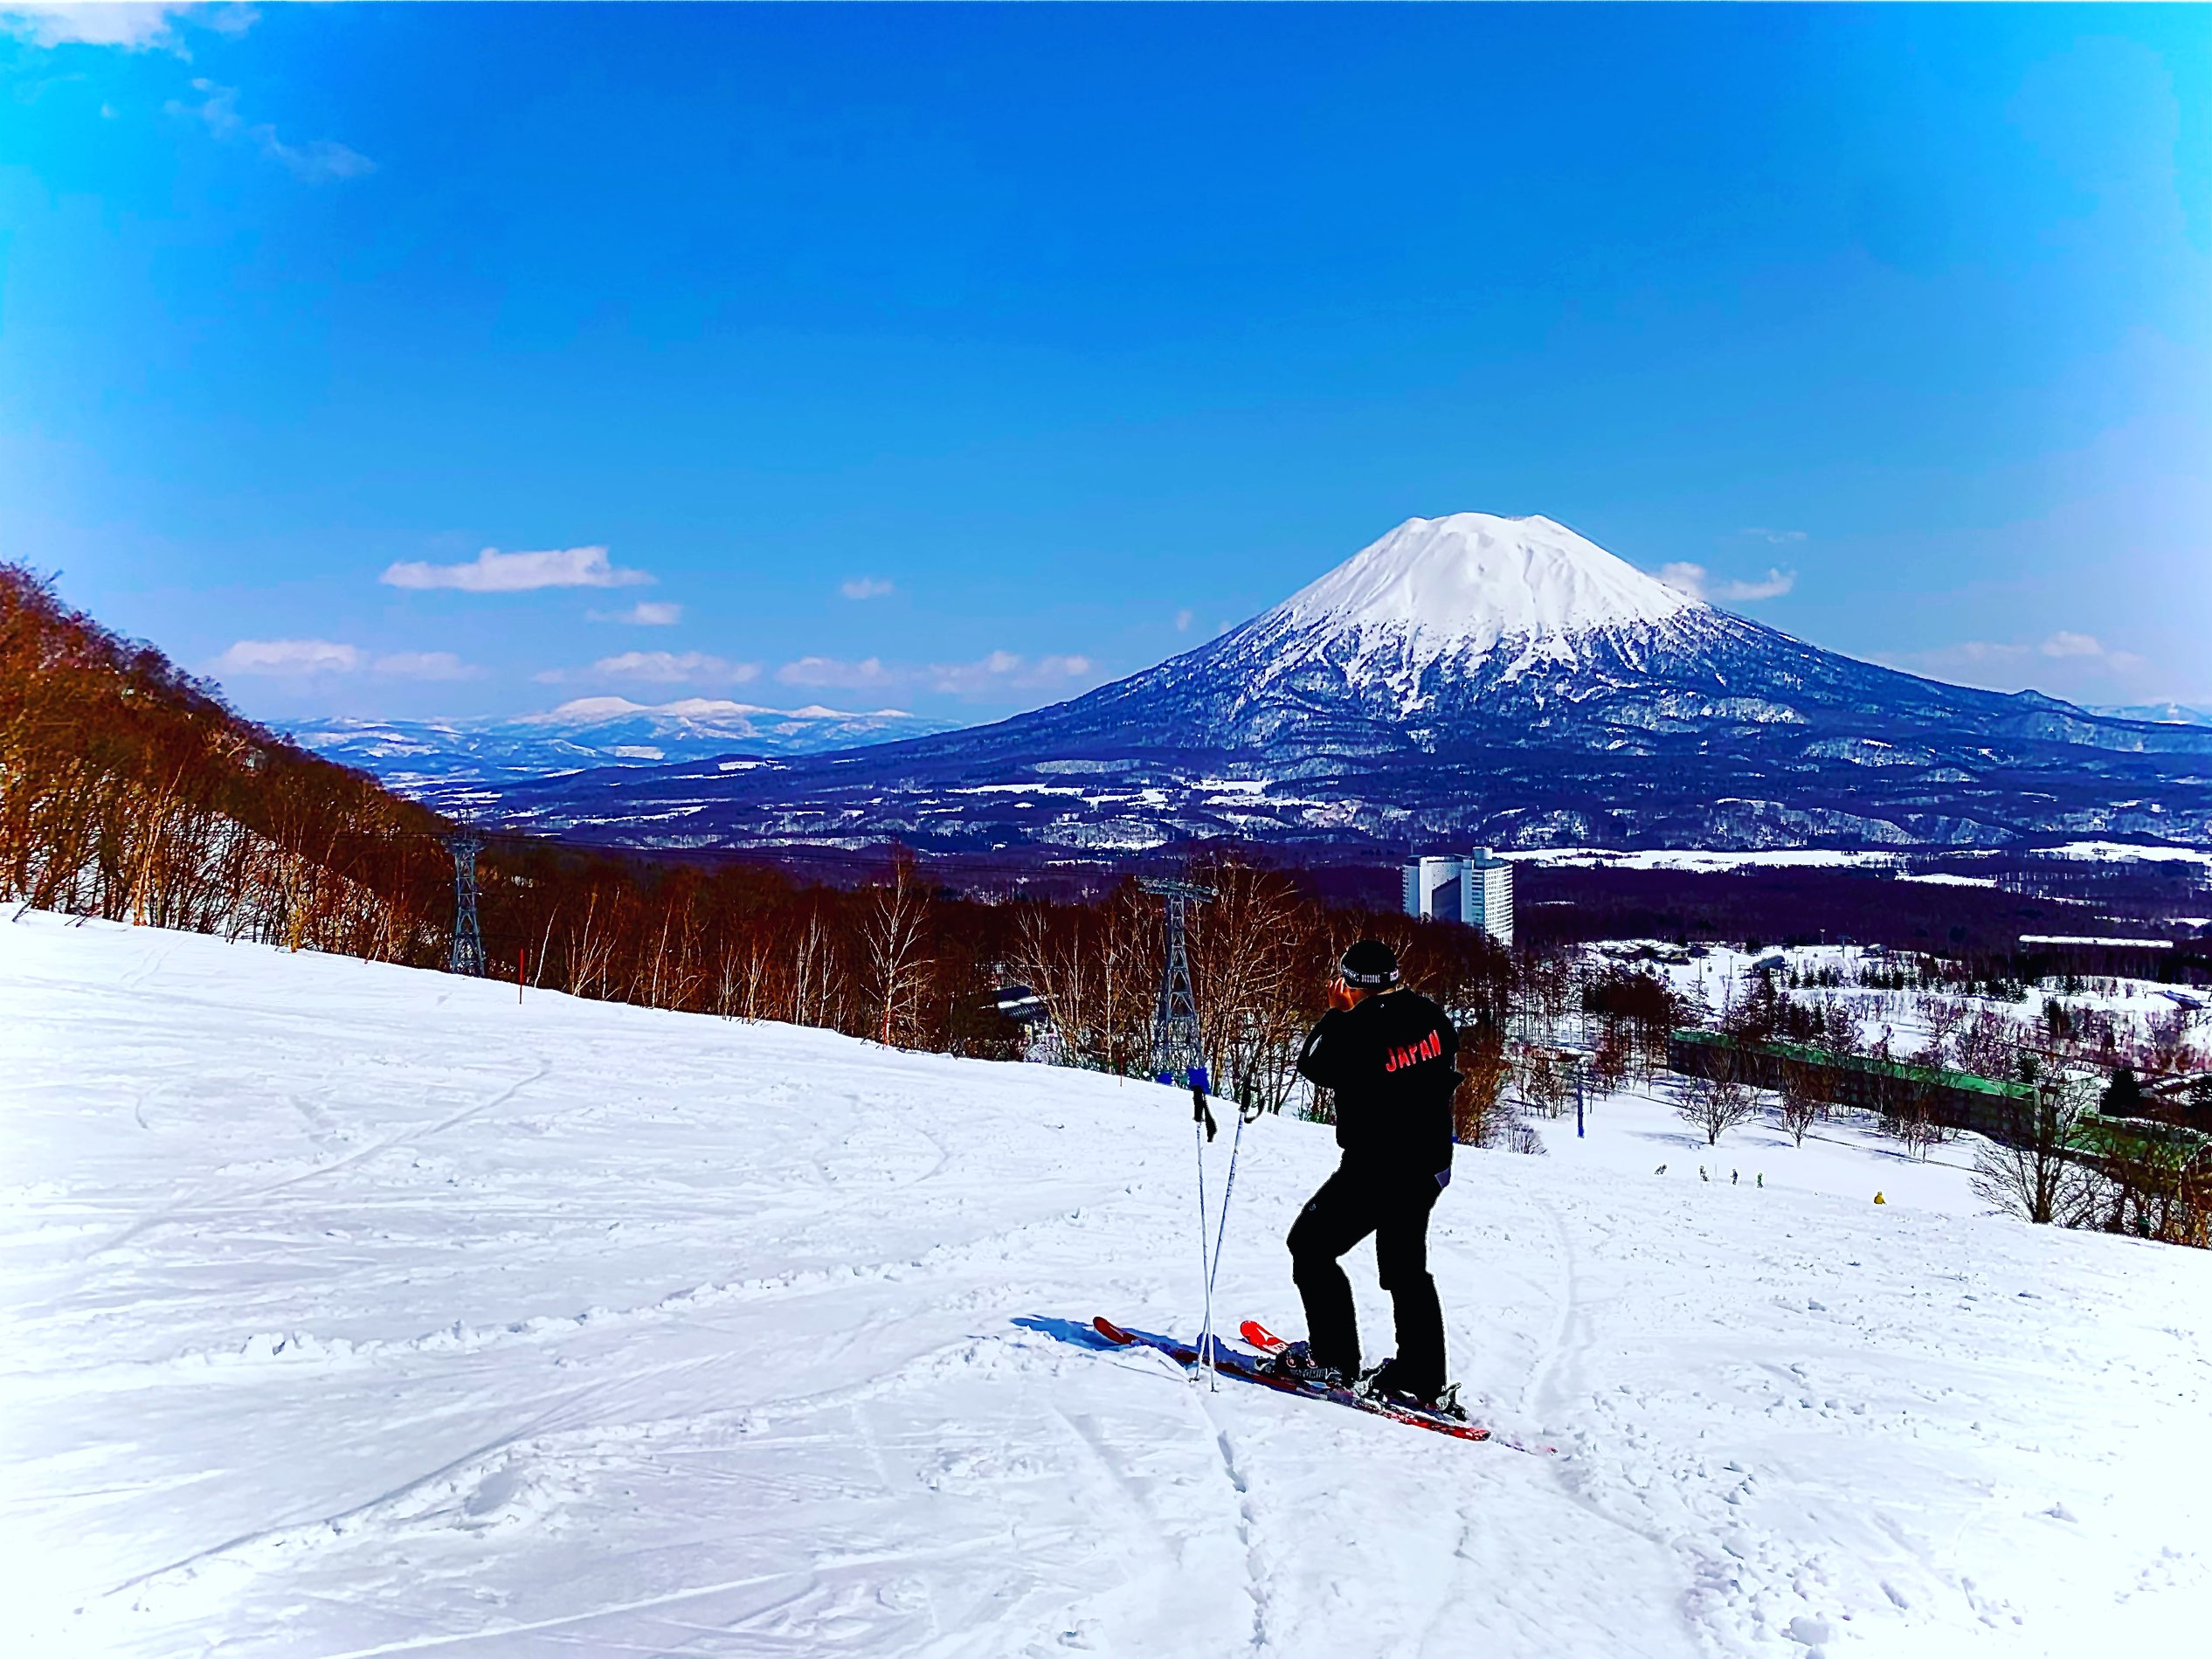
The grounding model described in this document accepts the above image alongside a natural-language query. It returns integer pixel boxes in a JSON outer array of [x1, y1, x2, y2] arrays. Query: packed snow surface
[[5, 915, 2211, 1657], [1267, 512, 1703, 660]]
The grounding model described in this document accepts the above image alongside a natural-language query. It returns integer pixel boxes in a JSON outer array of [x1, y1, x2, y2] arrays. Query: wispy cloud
[[840, 577, 895, 601], [3, 3, 211, 52], [1656, 562, 1796, 604], [1740, 527, 1808, 546], [1175, 609, 1194, 633], [211, 639, 481, 680], [587, 600, 683, 626], [1718, 568, 1796, 601], [778, 655, 893, 690], [383, 545, 652, 593], [371, 650, 483, 681], [776, 650, 1096, 699], [168, 79, 373, 182], [928, 652, 1093, 696], [213, 638, 363, 677], [544, 650, 760, 687], [1890, 631, 2150, 693]]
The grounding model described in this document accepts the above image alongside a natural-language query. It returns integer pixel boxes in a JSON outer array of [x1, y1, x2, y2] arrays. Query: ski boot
[[1359, 1358, 1468, 1421], [1256, 1339, 1347, 1390]]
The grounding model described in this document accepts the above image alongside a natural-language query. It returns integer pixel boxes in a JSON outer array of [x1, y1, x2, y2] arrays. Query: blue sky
[[3, 3, 2207, 725]]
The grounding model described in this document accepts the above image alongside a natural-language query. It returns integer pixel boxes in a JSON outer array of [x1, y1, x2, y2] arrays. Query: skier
[[1265, 940, 1460, 1410]]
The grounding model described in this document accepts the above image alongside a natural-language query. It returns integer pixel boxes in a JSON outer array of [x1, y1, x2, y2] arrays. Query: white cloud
[[1718, 567, 1796, 601], [774, 650, 1098, 699], [211, 639, 486, 681], [1175, 609, 1194, 633], [586, 600, 682, 626], [3, 3, 203, 51], [926, 651, 1095, 697], [840, 577, 895, 601], [372, 651, 482, 681], [2038, 631, 2106, 660], [778, 655, 893, 689], [168, 79, 373, 182], [382, 544, 651, 593], [1741, 527, 1808, 546], [1891, 631, 2151, 692], [212, 638, 363, 676], [577, 651, 760, 687], [1655, 561, 1795, 603]]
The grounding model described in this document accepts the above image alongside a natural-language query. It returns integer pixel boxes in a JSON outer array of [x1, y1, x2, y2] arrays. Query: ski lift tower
[[446, 828, 487, 978], [1141, 876, 1214, 1091]]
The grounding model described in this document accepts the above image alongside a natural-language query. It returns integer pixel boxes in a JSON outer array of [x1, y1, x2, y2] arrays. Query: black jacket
[[1295, 988, 1461, 1176]]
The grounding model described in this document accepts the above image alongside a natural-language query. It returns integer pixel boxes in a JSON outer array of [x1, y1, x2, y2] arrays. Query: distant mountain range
[[294, 699, 951, 807], [336, 515, 2212, 854], [2091, 702, 2212, 727]]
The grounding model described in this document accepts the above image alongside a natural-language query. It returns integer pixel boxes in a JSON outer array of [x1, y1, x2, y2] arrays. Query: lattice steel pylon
[[1141, 877, 1215, 1089], [446, 829, 487, 978]]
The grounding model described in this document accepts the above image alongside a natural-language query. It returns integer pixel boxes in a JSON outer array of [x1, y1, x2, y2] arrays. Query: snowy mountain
[[471, 513, 2212, 853], [2094, 702, 2212, 728], [10, 913, 2209, 1656], [294, 697, 951, 802]]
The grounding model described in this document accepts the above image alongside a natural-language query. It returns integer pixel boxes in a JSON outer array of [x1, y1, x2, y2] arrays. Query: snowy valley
[[6, 914, 2209, 1657]]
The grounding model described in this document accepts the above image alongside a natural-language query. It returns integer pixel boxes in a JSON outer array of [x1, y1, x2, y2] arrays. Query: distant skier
[[1265, 940, 1460, 1409]]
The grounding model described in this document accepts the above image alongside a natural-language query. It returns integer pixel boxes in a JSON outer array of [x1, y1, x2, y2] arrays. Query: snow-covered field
[[5, 914, 2210, 1658]]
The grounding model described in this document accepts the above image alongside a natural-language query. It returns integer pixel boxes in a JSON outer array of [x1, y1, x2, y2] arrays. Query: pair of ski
[[1093, 1315, 1510, 1446]]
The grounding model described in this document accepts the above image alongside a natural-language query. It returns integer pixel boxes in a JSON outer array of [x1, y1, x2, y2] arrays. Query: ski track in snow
[[3, 913, 2211, 1656]]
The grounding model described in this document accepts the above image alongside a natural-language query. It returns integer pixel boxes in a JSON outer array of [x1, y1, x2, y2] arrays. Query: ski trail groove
[[1201, 1401, 1269, 1653], [1518, 1192, 1584, 1424], [91, 1057, 556, 1257]]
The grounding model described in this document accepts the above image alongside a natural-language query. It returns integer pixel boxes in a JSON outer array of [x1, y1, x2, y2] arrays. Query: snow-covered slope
[[6, 914, 2209, 1656]]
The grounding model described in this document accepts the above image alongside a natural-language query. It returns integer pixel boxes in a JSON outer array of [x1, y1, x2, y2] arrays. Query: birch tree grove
[[861, 855, 933, 1047]]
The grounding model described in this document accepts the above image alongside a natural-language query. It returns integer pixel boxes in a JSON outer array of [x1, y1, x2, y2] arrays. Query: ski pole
[[1192, 1085, 1214, 1388], [1204, 1099, 1249, 1379]]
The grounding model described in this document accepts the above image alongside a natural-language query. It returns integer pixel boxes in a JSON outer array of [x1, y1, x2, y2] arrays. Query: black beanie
[[1338, 939, 1400, 990]]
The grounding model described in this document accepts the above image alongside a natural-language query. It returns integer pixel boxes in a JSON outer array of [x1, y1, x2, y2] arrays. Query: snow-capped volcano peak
[[1271, 513, 1704, 648]]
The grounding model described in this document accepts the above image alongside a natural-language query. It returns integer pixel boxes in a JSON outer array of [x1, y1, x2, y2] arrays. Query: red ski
[[1090, 1315, 1492, 1443], [1238, 1319, 1558, 1455]]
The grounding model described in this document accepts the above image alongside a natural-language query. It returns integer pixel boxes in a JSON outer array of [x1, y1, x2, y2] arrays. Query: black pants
[[1287, 1158, 1447, 1394]]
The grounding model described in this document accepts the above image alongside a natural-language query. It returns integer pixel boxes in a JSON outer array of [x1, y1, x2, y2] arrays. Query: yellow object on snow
[[1874, 1192, 1886, 1205]]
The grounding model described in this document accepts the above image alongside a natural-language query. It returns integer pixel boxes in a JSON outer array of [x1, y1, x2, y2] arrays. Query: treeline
[[1, 564, 451, 957], [1706, 967, 2209, 1245]]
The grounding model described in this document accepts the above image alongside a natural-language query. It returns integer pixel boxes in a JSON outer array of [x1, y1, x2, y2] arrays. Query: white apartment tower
[[1400, 849, 1514, 947]]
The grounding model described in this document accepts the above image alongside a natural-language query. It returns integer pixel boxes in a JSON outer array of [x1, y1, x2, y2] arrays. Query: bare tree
[[1677, 1048, 1758, 1146], [861, 854, 932, 1047], [1972, 1077, 2099, 1226], [1191, 861, 1307, 1113], [1514, 1044, 1573, 1119], [1455, 1022, 1508, 1146], [1588, 1024, 1632, 1098], [791, 907, 841, 1030], [1776, 1058, 1823, 1147]]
